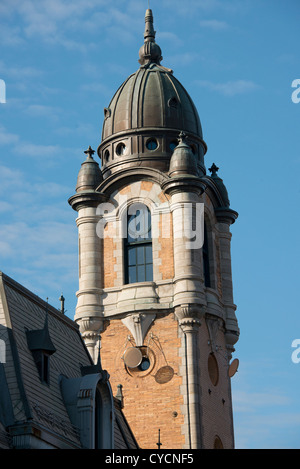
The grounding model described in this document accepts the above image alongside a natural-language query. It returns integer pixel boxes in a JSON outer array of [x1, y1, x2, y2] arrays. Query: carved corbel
[[121, 313, 156, 347], [175, 304, 205, 331], [78, 317, 105, 362], [206, 317, 221, 353]]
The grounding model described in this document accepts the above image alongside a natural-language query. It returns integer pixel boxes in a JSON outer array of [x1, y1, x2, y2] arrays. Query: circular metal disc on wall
[[155, 366, 174, 384], [228, 358, 239, 378], [123, 347, 143, 368]]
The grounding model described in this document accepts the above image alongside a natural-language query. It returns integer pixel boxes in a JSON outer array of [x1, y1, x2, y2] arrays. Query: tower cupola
[[98, 9, 207, 178]]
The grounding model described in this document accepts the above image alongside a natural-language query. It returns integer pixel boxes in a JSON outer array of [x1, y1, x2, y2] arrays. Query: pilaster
[[176, 304, 204, 449]]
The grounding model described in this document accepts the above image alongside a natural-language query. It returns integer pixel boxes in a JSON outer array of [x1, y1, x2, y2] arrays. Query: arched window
[[124, 203, 153, 284], [95, 388, 103, 449], [203, 222, 211, 287], [94, 382, 114, 449]]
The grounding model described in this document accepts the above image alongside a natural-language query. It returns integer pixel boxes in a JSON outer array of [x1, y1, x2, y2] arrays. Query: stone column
[[215, 210, 239, 356], [176, 305, 203, 449], [163, 172, 206, 449], [170, 190, 206, 309], [69, 191, 108, 362], [215, 211, 239, 450]]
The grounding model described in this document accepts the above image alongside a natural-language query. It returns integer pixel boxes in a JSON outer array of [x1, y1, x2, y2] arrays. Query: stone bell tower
[[69, 9, 239, 449]]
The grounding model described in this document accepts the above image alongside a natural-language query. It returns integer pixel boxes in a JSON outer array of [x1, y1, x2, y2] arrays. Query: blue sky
[[0, 0, 300, 449]]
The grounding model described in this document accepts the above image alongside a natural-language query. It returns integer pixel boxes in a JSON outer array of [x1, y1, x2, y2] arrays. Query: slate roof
[[0, 272, 138, 449]]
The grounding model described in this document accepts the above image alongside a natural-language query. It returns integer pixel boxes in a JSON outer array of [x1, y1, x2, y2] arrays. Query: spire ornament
[[84, 145, 95, 160], [139, 9, 163, 66], [208, 163, 219, 176]]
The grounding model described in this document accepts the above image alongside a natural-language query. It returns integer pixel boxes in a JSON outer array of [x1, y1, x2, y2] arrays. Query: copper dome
[[97, 9, 207, 177], [101, 64, 203, 141]]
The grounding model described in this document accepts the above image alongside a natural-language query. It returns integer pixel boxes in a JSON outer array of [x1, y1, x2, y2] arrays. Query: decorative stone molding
[[175, 304, 205, 329], [206, 317, 221, 353], [224, 329, 239, 358], [121, 312, 156, 347], [79, 317, 104, 336], [117, 282, 158, 314], [76, 215, 101, 227], [78, 317, 105, 362], [224, 305, 239, 357]]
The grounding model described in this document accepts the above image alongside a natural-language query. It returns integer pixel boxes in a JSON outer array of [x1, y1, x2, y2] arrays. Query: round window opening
[[104, 149, 110, 162], [124, 346, 155, 377], [139, 356, 151, 371], [169, 140, 178, 152], [116, 142, 126, 156], [208, 353, 219, 386], [146, 139, 158, 151], [168, 97, 178, 108]]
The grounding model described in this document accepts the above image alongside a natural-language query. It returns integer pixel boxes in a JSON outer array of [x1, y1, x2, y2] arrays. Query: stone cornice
[[68, 191, 109, 212], [96, 166, 169, 196], [162, 176, 206, 196], [215, 207, 238, 225]]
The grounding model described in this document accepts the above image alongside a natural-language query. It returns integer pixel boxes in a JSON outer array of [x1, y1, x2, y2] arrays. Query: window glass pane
[[136, 215, 141, 236], [126, 204, 153, 285], [146, 209, 152, 239], [145, 263, 153, 281], [128, 247, 136, 266], [127, 214, 137, 243], [145, 245, 152, 263], [127, 206, 152, 241], [136, 208, 151, 240], [128, 266, 137, 283], [146, 139, 158, 150], [137, 265, 145, 282], [137, 245, 144, 265]]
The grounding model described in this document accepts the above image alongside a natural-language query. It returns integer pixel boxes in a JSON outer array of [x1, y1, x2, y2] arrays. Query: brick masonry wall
[[196, 319, 234, 449], [158, 212, 174, 280], [100, 312, 186, 449]]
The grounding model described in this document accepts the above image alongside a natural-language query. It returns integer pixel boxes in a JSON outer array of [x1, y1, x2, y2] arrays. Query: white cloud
[[0, 201, 12, 213], [0, 0, 140, 50], [169, 52, 201, 67], [159, 31, 183, 47], [20, 142, 62, 158], [0, 60, 43, 79], [196, 79, 260, 96], [0, 124, 69, 162], [81, 82, 112, 96], [54, 122, 97, 140], [25, 104, 61, 121], [199, 19, 229, 31], [0, 125, 19, 145], [233, 390, 291, 413]]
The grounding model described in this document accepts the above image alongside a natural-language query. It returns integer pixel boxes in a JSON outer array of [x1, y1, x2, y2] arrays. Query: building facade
[[69, 9, 239, 449]]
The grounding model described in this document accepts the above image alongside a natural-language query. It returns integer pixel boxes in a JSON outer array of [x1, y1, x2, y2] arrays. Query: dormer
[[26, 313, 56, 385]]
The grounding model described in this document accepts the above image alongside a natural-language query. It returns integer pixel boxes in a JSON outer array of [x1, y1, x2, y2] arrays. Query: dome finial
[[139, 9, 163, 65], [144, 8, 155, 43]]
